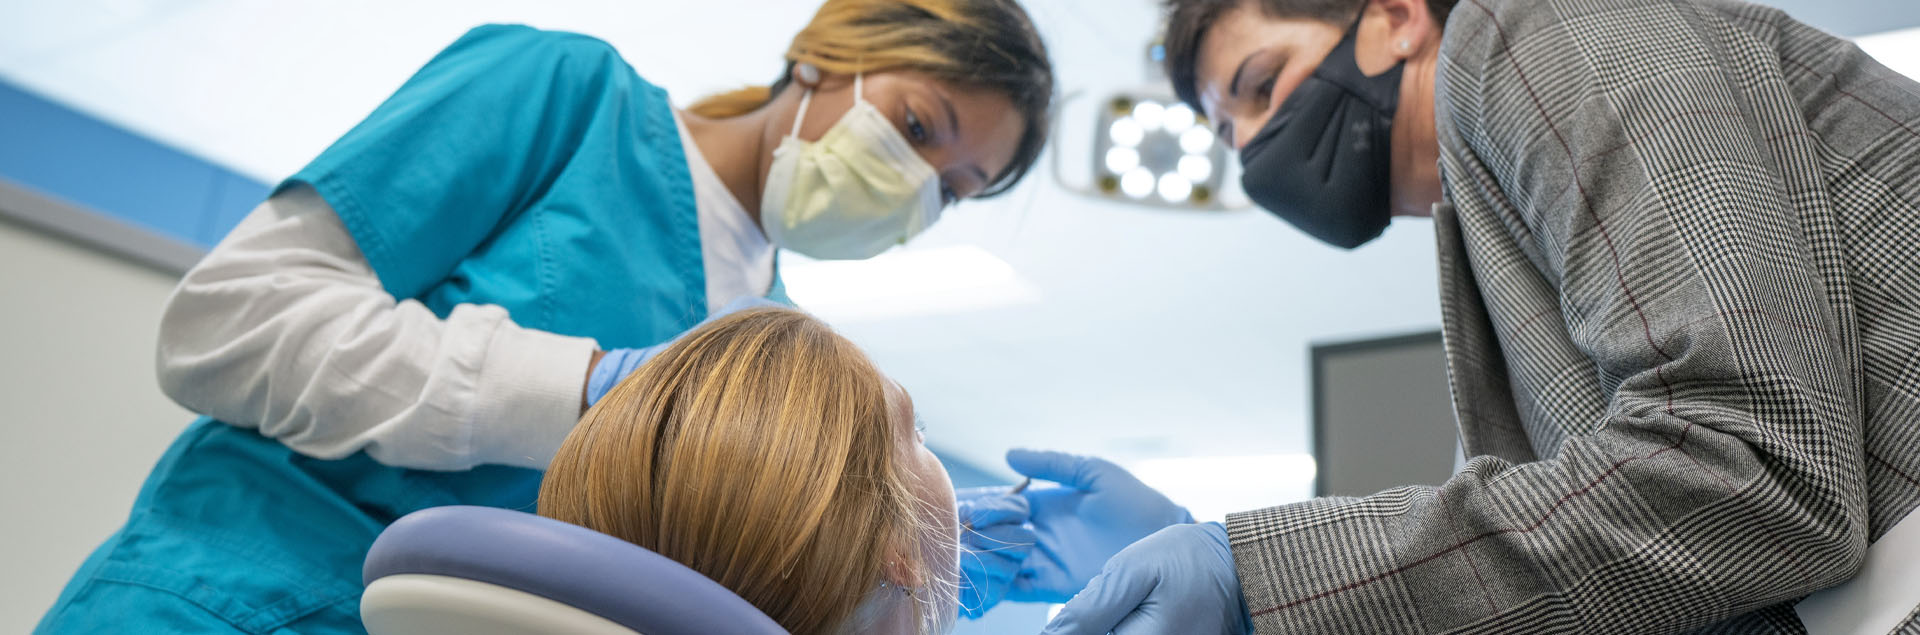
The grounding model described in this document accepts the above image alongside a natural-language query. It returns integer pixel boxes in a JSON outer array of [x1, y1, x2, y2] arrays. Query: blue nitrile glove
[[955, 486, 1036, 619], [1007, 449, 1193, 603], [584, 296, 784, 407], [1042, 522, 1252, 635]]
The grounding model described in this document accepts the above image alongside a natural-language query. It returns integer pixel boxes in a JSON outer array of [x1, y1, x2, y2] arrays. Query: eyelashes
[[905, 108, 930, 143], [904, 108, 963, 205]]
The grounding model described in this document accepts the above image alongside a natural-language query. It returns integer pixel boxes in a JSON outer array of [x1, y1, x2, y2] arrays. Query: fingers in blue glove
[[1008, 551, 1080, 605], [1041, 523, 1250, 635], [1005, 448, 1120, 491], [956, 489, 1036, 619], [961, 520, 1036, 573], [958, 488, 1030, 528], [1003, 449, 1196, 605], [958, 533, 1035, 619], [1037, 551, 1157, 635], [964, 523, 1037, 565]]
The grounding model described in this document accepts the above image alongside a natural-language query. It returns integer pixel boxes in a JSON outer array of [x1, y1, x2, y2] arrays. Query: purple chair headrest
[[365, 506, 786, 635]]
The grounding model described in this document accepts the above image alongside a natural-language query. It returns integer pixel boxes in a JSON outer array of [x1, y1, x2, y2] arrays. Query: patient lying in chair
[[538, 306, 960, 634]]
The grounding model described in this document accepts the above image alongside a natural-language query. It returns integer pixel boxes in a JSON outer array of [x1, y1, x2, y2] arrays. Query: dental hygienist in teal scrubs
[[36, 1, 1052, 631]]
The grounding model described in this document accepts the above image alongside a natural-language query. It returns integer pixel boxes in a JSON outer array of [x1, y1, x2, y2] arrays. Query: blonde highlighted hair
[[538, 307, 950, 633], [689, 0, 1053, 197]]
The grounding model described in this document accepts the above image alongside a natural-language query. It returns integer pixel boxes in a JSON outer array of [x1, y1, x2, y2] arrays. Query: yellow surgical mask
[[760, 74, 944, 260]]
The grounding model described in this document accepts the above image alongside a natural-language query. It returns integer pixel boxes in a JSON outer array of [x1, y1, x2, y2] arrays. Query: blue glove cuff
[[585, 347, 644, 408], [1202, 522, 1254, 634], [584, 297, 785, 409]]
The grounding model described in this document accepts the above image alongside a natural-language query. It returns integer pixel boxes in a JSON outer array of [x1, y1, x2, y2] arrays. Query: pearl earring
[[1398, 40, 1412, 53]]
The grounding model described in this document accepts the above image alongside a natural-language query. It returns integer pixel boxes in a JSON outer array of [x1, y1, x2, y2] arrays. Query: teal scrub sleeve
[[282, 24, 649, 300]]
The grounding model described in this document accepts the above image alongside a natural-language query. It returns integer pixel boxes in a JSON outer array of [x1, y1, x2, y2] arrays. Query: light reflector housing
[[1093, 94, 1230, 209]]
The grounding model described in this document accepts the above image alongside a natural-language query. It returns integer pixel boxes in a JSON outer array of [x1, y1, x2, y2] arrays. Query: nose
[[1230, 107, 1282, 152], [1229, 117, 1258, 152]]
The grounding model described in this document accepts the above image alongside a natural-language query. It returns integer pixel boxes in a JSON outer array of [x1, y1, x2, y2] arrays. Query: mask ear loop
[[788, 66, 817, 139], [791, 67, 932, 192], [788, 66, 867, 139]]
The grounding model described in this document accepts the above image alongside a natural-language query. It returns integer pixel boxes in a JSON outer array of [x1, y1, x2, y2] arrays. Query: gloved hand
[[585, 346, 656, 408], [584, 296, 784, 407], [1007, 449, 1193, 603], [1042, 522, 1252, 635], [954, 486, 1036, 619]]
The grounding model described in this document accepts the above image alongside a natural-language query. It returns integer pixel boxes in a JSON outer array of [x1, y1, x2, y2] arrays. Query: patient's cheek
[[904, 446, 960, 582]]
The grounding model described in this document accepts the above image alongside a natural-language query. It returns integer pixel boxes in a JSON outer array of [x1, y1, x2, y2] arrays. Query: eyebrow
[[938, 93, 961, 139], [1229, 52, 1256, 99]]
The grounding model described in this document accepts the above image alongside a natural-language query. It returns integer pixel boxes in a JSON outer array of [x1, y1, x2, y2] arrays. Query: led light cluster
[[1093, 95, 1226, 208]]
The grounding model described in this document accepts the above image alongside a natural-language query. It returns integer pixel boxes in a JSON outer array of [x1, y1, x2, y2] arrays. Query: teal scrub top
[[37, 24, 780, 634]]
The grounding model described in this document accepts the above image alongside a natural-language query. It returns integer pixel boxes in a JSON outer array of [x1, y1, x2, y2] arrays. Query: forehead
[[884, 377, 910, 418], [1193, 6, 1334, 113]]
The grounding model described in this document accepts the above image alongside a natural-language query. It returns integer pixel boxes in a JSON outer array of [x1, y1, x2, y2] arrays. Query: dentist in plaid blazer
[[1027, 0, 1920, 632]]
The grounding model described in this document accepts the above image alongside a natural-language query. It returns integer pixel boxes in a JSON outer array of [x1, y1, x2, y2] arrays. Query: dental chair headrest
[[362, 505, 787, 635]]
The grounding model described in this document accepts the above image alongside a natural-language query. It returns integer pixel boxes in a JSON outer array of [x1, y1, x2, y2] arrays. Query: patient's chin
[[838, 568, 957, 635], [920, 543, 960, 633], [840, 585, 919, 634]]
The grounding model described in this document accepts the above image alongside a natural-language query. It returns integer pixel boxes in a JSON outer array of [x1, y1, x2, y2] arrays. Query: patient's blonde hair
[[539, 307, 945, 634]]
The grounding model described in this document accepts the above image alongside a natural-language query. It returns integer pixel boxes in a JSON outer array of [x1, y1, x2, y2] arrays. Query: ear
[[1372, 0, 1440, 62], [790, 62, 823, 89], [881, 552, 924, 589]]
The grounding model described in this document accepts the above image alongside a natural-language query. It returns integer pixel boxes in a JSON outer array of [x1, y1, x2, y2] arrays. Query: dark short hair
[[943, 0, 1055, 197], [1161, 0, 1457, 113]]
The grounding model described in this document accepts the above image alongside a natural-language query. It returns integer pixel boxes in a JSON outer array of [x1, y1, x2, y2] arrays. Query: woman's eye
[[940, 184, 959, 206], [906, 110, 929, 143]]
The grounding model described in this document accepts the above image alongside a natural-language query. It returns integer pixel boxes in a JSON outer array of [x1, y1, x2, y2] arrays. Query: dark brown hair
[[1161, 0, 1457, 113]]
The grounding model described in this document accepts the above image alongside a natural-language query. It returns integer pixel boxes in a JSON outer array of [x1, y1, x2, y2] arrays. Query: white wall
[[0, 218, 192, 632]]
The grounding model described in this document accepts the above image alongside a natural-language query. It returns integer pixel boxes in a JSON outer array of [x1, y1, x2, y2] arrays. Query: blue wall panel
[[201, 170, 274, 245], [0, 79, 269, 249]]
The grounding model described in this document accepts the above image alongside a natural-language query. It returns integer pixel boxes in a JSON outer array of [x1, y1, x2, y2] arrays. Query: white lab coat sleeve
[[155, 184, 597, 470]]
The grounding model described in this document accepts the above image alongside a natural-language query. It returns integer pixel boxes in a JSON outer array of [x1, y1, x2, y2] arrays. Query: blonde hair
[[538, 307, 948, 633], [688, 0, 1054, 197]]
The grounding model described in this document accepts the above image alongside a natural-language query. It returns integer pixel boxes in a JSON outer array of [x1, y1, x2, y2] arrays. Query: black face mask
[[1238, 18, 1403, 249]]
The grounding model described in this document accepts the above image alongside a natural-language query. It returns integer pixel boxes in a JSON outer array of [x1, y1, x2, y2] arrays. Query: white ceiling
[[3, 0, 1914, 515]]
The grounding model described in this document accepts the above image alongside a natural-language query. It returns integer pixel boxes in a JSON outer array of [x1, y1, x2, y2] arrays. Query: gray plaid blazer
[[1224, 0, 1920, 632]]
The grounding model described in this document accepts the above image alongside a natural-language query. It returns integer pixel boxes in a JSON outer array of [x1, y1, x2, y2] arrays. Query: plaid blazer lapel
[[1433, 200, 1537, 465]]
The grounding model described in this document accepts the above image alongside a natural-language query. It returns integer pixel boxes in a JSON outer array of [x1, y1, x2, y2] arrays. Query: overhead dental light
[[1091, 94, 1229, 208], [1049, 39, 1241, 210]]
